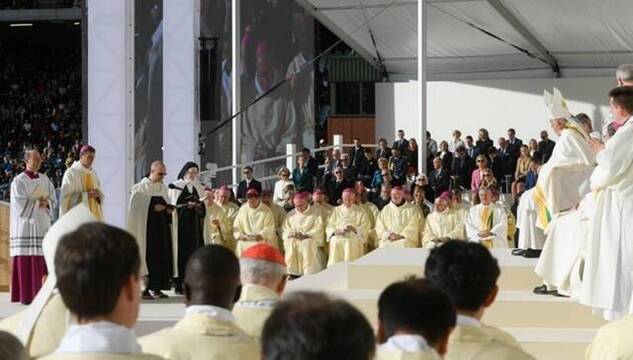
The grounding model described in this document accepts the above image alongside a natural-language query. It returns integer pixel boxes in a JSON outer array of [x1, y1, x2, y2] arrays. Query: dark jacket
[[326, 178, 354, 205], [376, 147, 392, 161], [451, 155, 474, 190], [292, 167, 314, 192], [235, 179, 262, 200], [428, 168, 450, 200], [476, 139, 494, 156], [538, 139, 556, 163]]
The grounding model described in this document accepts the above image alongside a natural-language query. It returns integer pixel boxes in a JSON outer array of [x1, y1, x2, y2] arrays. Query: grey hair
[[616, 64, 633, 82], [240, 258, 286, 288], [0, 331, 28, 360]]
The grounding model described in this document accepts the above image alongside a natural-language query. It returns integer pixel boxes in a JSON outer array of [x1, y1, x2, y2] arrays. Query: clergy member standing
[[169, 162, 206, 294], [581, 86, 633, 321], [423, 196, 465, 249], [282, 192, 325, 276], [215, 185, 240, 224], [465, 187, 507, 248], [326, 188, 371, 266], [9, 149, 56, 304], [140, 245, 258, 360], [59, 145, 103, 220], [128, 161, 174, 300], [233, 189, 277, 256], [375, 186, 423, 248], [233, 244, 287, 338]]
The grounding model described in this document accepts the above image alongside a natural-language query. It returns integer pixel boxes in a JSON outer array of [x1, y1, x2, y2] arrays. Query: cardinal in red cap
[[233, 243, 287, 338]]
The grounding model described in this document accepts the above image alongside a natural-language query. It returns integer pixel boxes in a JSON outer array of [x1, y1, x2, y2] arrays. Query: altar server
[[59, 145, 103, 220], [9, 149, 56, 304]]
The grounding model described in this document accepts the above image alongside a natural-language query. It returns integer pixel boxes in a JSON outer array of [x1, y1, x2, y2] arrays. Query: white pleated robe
[[59, 161, 103, 220], [422, 210, 465, 248], [466, 204, 508, 248], [516, 188, 545, 250], [281, 205, 325, 275], [326, 204, 371, 266], [376, 202, 423, 248], [233, 202, 278, 256]]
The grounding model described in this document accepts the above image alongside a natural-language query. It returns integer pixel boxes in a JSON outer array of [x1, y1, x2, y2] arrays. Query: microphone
[[168, 183, 184, 191]]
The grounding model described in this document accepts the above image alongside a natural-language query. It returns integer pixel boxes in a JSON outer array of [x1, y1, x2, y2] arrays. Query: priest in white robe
[[581, 86, 633, 321], [215, 185, 240, 224], [128, 161, 174, 300], [204, 198, 235, 250], [376, 186, 423, 248], [9, 149, 57, 304], [466, 187, 507, 248], [326, 188, 371, 266], [282, 192, 325, 275], [533, 88, 595, 231], [423, 196, 465, 249], [262, 189, 286, 247], [233, 189, 278, 256], [59, 145, 103, 220], [312, 188, 334, 223], [0, 204, 95, 358]]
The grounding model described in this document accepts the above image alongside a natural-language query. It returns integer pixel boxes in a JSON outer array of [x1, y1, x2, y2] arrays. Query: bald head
[[184, 245, 241, 309], [24, 149, 42, 172], [149, 161, 166, 182]]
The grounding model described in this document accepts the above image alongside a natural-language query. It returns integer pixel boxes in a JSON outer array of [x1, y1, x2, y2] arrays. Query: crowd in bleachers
[[0, 48, 82, 201]]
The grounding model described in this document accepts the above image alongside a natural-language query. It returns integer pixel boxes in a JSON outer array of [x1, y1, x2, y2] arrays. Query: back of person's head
[[616, 64, 633, 84], [609, 86, 633, 114], [378, 278, 456, 355], [424, 240, 500, 312], [184, 245, 241, 309], [0, 331, 27, 360], [240, 243, 287, 294], [55, 222, 141, 324], [262, 292, 375, 360]]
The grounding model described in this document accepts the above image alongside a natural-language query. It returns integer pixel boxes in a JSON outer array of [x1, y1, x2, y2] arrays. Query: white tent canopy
[[296, 0, 633, 80]]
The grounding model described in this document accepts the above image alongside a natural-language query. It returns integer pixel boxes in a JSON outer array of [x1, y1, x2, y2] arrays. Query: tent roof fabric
[[297, 0, 633, 80]]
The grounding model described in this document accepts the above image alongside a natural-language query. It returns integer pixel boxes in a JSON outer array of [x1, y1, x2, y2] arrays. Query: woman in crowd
[[405, 138, 418, 172], [437, 140, 453, 169], [273, 167, 293, 206], [476, 128, 494, 156], [371, 158, 389, 193]]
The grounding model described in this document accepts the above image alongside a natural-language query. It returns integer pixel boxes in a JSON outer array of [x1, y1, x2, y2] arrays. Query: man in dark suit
[[301, 147, 319, 178], [348, 137, 366, 169], [326, 166, 353, 205], [356, 148, 377, 186], [428, 157, 450, 201], [538, 130, 556, 164], [506, 128, 523, 158], [235, 165, 262, 202], [293, 154, 314, 192], [340, 153, 358, 183], [392, 129, 409, 154], [375, 138, 391, 160], [388, 147, 407, 186], [497, 138, 517, 193], [451, 146, 474, 190], [464, 136, 480, 160], [487, 147, 505, 187]]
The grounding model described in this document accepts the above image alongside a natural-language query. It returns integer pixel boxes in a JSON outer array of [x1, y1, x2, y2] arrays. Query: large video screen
[[134, 0, 163, 181]]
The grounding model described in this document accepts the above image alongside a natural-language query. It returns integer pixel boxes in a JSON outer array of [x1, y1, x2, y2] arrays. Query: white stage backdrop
[[87, 0, 134, 227], [163, 0, 200, 184], [377, 77, 613, 146]]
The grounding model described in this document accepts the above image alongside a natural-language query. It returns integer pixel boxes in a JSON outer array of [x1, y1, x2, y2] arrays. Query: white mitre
[[544, 87, 573, 121], [15, 204, 97, 346]]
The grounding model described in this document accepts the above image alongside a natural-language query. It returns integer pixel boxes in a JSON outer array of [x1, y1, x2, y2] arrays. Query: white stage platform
[[0, 247, 605, 359]]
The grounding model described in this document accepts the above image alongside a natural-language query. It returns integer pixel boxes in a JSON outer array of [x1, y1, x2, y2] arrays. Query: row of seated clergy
[[3, 205, 631, 360]]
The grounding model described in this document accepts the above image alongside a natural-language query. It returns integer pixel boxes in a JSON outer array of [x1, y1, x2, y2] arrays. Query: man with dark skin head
[[140, 245, 258, 359]]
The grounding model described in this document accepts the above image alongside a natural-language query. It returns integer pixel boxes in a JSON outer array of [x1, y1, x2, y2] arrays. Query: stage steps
[[287, 248, 606, 360]]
